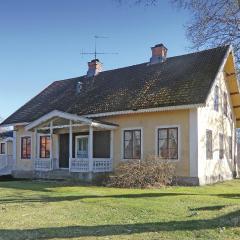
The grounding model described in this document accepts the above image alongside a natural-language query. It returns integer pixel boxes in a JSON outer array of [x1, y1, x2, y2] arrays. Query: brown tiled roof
[[1, 45, 230, 125]]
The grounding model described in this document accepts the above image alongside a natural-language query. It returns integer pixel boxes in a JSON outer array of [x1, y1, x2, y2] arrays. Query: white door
[[76, 136, 89, 159]]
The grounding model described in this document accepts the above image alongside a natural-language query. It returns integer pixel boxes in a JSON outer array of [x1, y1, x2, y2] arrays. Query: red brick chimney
[[87, 59, 102, 77], [150, 43, 168, 64]]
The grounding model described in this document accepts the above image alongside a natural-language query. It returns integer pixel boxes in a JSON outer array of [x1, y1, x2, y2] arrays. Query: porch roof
[[25, 110, 118, 131]]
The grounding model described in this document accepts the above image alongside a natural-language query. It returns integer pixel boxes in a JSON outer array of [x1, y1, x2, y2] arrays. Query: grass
[[0, 180, 239, 240]]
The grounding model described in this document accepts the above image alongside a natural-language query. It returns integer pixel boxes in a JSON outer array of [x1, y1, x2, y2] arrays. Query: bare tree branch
[[171, 0, 240, 69]]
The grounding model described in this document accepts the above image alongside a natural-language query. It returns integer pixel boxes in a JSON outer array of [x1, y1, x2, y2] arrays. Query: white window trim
[[213, 85, 219, 112], [121, 127, 143, 161], [19, 134, 32, 160], [206, 129, 213, 161], [219, 132, 224, 160], [37, 133, 51, 159], [75, 135, 89, 160], [155, 125, 181, 162], [228, 135, 233, 160], [0, 141, 6, 155]]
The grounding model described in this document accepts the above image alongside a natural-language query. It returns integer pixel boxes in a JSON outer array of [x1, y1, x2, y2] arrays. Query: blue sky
[[0, 0, 190, 120]]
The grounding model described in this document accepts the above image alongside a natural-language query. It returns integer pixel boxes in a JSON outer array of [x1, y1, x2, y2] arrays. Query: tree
[[172, 0, 240, 68], [118, 0, 240, 68]]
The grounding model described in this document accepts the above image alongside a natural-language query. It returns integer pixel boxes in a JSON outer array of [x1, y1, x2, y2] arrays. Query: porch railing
[[0, 155, 13, 173], [0, 155, 8, 169], [35, 158, 113, 173], [93, 158, 113, 172], [71, 158, 89, 172], [70, 158, 113, 173], [35, 158, 53, 171]]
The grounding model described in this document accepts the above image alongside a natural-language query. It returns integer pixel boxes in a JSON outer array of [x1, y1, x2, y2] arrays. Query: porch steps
[[34, 169, 95, 182], [34, 169, 72, 180]]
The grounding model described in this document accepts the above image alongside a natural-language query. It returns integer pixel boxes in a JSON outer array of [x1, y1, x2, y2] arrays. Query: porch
[[0, 155, 13, 175], [26, 110, 117, 174], [0, 137, 14, 175]]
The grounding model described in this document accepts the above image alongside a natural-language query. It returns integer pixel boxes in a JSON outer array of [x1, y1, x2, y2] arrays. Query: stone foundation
[[11, 170, 235, 186]]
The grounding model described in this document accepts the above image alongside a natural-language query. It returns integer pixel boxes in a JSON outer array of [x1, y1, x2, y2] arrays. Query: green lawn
[[0, 180, 239, 240]]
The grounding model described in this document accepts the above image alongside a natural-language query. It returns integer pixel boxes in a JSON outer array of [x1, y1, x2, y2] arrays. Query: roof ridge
[[54, 45, 231, 83]]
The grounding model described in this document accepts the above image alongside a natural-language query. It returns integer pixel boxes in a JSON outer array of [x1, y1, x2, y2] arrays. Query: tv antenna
[[81, 35, 118, 60]]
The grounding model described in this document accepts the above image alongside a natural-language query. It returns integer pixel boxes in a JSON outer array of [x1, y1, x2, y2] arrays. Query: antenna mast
[[81, 35, 118, 60]]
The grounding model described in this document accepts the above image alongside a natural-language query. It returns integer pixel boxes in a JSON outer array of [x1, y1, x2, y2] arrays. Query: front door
[[59, 134, 69, 168], [76, 136, 89, 158]]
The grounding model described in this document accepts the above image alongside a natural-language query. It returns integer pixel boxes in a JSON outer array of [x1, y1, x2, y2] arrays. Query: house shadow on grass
[[0, 192, 194, 204], [190, 205, 226, 211], [0, 210, 239, 240]]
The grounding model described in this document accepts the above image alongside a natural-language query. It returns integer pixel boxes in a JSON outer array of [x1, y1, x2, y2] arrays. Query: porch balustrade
[[70, 158, 113, 173], [34, 158, 113, 173], [93, 158, 113, 172], [0, 155, 8, 169], [0, 155, 13, 173], [35, 158, 53, 171]]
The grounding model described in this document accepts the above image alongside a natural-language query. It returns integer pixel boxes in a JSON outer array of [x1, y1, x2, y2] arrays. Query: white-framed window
[[21, 136, 31, 159], [122, 128, 142, 160], [75, 135, 89, 159], [0, 142, 5, 155], [228, 136, 232, 159], [156, 126, 179, 160], [219, 133, 224, 159], [223, 92, 228, 116], [206, 129, 213, 160], [214, 85, 219, 111], [39, 135, 51, 159]]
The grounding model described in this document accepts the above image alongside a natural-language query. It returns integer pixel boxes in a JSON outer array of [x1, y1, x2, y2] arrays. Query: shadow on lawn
[[0, 192, 194, 204], [0, 180, 81, 192], [190, 205, 226, 211], [0, 210, 239, 240]]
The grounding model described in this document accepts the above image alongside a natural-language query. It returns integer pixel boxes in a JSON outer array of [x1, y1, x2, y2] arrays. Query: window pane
[[214, 86, 219, 111], [21, 137, 31, 159], [124, 139, 133, 159], [223, 92, 228, 116], [158, 129, 167, 139], [133, 131, 141, 159], [229, 136, 232, 159], [169, 128, 177, 141], [169, 148, 178, 159], [206, 130, 213, 159], [77, 138, 88, 158], [124, 131, 132, 141], [219, 134, 224, 159], [158, 128, 178, 160], [158, 139, 168, 158], [40, 136, 50, 159], [123, 130, 141, 159]]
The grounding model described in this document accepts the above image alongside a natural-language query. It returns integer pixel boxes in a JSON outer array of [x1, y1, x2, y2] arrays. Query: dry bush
[[107, 155, 176, 188]]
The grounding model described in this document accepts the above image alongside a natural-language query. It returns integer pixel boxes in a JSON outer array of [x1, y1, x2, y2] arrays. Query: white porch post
[[50, 121, 53, 170], [34, 129, 38, 170], [12, 131, 17, 170], [69, 120, 73, 172], [110, 130, 114, 171], [89, 125, 93, 172]]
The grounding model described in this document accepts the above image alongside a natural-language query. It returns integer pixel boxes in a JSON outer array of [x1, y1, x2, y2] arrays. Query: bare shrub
[[107, 155, 176, 188]]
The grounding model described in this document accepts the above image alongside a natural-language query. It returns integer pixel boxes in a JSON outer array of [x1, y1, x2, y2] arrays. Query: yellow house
[[1, 43, 240, 185]]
